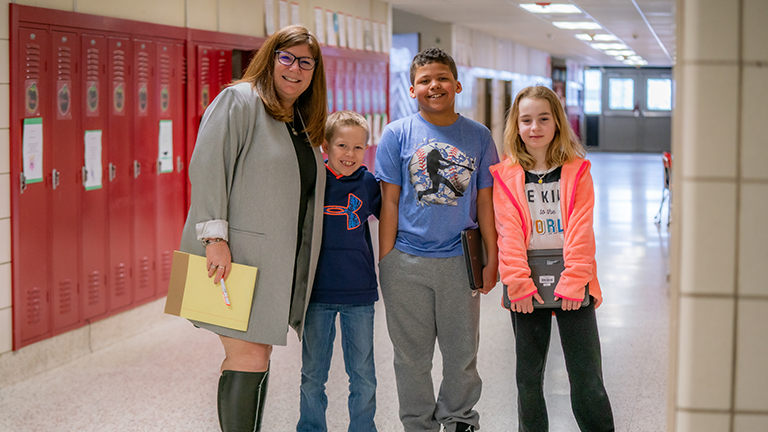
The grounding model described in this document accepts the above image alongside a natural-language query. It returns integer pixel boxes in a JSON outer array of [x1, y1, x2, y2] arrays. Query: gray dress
[[179, 82, 325, 346]]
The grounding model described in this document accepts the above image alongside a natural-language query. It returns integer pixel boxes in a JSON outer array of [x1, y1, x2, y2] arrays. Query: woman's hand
[[511, 293, 544, 313], [206, 241, 232, 284]]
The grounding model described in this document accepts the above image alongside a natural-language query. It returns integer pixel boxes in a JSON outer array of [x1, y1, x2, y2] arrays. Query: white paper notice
[[22, 117, 43, 184], [279, 0, 289, 30], [347, 15, 356, 49], [364, 19, 373, 51], [338, 11, 347, 48], [314, 7, 325, 44], [356, 17, 364, 51], [326, 10, 337, 47], [291, 2, 300, 25], [265, 0, 276, 35], [84, 130, 103, 190], [158, 120, 174, 173], [373, 21, 381, 52]]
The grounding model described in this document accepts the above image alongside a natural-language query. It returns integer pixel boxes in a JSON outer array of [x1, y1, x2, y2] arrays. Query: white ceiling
[[387, 0, 676, 67]]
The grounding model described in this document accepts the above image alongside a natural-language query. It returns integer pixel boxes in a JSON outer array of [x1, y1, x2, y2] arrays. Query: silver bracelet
[[202, 238, 224, 246]]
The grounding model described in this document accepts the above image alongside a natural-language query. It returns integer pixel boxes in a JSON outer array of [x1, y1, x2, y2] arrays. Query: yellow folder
[[165, 251, 258, 331]]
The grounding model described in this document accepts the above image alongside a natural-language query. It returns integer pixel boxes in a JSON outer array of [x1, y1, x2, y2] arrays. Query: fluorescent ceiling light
[[627, 55, 643, 61], [614, 56, 625, 61], [591, 43, 629, 50], [624, 59, 648, 65], [520, 4, 582, 14], [604, 50, 636, 56], [575, 34, 619, 41], [553, 22, 602, 30]]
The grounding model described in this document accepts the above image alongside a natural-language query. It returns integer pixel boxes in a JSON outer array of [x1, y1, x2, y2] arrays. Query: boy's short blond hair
[[325, 110, 370, 144]]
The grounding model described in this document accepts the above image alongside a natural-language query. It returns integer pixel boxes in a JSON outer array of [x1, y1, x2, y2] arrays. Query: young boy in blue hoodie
[[297, 110, 382, 432]]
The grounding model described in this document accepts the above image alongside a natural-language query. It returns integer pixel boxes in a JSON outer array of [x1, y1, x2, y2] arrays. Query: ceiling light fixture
[[591, 43, 629, 50], [520, 3, 582, 14], [604, 50, 636, 56], [553, 21, 602, 30]]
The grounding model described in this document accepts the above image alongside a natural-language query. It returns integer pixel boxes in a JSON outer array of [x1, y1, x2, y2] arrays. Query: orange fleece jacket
[[490, 158, 602, 307]]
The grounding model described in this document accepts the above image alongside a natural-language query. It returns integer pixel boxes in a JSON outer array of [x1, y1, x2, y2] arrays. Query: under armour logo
[[324, 193, 363, 230]]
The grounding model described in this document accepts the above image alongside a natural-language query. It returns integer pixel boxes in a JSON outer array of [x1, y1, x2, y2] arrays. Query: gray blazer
[[179, 82, 325, 346]]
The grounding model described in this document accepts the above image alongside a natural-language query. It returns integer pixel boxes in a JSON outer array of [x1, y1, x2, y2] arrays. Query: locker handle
[[82, 166, 88, 186], [109, 163, 116, 182], [52, 169, 60, 190], [133, 160, 141, 178], [20, 172, 27, 194], [157, 160, 162, 175], [177, 156, 183, 173]]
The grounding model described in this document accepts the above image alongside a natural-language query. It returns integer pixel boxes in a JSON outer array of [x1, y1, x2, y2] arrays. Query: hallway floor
[[0, 153, 671, 431]]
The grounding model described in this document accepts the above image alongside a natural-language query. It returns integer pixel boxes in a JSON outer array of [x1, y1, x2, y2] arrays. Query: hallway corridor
[[0, 153, 670, 431]]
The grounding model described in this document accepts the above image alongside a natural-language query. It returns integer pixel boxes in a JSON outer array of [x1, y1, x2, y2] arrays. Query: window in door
[[608, 78, 634, 110]]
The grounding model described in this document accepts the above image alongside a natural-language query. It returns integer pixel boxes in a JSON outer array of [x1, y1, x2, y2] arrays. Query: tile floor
[[0, 153, 670, 431]]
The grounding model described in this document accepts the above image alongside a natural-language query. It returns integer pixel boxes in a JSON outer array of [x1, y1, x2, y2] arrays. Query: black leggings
[[511, 302, 615, 432]]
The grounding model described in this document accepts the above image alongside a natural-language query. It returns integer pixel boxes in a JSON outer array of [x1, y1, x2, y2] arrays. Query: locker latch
[[133, 160, 141, 178], [20, 172, 26, 194], [177, 156, 183, 173], [109, 163, 116, 182], [52, 169, 60, 190], [82, 167, 88, 186]]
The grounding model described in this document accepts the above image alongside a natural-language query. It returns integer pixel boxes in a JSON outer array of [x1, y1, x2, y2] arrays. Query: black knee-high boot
[[217, 368, 270, 432]]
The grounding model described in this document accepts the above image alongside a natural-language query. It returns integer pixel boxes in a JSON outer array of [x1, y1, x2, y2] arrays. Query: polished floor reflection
[[0, 152, 670, 431]]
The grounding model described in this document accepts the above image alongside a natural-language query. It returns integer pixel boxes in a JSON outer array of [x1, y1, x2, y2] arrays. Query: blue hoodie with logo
[[310, 164, 381, 304]]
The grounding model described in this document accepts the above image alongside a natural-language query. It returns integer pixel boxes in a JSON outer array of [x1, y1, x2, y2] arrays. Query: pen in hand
[[220, 278, 231, 306]]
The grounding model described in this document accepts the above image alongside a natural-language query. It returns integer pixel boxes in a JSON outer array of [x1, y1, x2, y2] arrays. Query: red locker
[[356, 61, 364, 114], [12, 26, 52, 346], [80, 33, 109, 320], [346, 61, 355, 111], [196, 45, 215, 117], [50, 29, 82, 334], [107, 36, 134, 312], [154, 40, 186, 296], [335, 59, 345, 114], [325, 57, 335, 113], [132, 38, 157, 302]]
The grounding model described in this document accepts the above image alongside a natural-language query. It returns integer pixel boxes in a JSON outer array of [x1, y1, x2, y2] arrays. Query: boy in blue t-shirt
[[298, 111, 381, 432], [375, 47, 500, 432]]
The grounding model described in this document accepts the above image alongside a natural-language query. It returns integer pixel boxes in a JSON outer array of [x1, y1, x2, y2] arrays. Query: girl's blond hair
[[502, 86, 585, 170]]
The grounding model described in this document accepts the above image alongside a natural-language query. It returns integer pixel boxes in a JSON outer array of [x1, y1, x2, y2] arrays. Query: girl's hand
[[511, 293, 545, 313], [559, 298, 582, 311], [206, 241, 232, 284]]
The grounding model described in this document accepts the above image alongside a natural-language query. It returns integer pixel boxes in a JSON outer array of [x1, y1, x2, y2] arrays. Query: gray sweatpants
[[378, 248, 482, 432]]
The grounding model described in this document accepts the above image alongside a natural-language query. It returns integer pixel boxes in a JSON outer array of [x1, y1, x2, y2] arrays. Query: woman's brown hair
[[238, 25, 327, 147], [502, 85, 585, 170]]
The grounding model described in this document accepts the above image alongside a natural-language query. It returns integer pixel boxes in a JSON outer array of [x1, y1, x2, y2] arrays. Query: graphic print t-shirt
[[525, 167, 565, 250], [375, 113, 499, 257]]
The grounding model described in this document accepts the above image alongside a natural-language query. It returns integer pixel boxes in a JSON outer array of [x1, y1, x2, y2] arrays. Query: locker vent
[[181, 56, 187, 85], [112, 49, 125, 82], [26, 286, 42, 324], [218, 57, 227, 90], [159, 53, 170, 85], [25, 43, 41, 80], [139, 256, 150, 290], [59, 279, 74, 314], [57, 46, 72, 81], [114, 263, 127, 297], [200, 55, 210, 87], [161, 250, 172, 282], [137, 51, 149, 83], [86, 48, 99, 80], [88, 271, 101, 305]]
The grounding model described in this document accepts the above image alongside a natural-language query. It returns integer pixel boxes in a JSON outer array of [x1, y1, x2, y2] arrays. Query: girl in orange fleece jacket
[[491, 86, 614, 431]]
